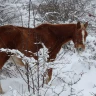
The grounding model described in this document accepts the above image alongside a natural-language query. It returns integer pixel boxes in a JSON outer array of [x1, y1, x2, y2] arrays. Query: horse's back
[[0, 25, 23, 49]]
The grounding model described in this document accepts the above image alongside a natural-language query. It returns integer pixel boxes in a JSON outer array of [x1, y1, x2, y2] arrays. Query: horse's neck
[[50, 24, 76, 37], [33, 24, 76, 61], [36, 24, 76, 50], [46, 24, 76, 61]]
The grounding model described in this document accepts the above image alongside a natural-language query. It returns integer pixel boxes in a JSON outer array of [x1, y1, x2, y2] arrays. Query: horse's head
[[73, 21, 88, 52]]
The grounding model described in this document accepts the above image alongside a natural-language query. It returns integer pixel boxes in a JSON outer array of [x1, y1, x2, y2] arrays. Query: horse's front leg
[[48, 44, 62, 62]]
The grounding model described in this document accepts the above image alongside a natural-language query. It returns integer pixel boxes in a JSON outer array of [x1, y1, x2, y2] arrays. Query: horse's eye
[[79, 41, 82, 44], [76, 33, 79, 36]]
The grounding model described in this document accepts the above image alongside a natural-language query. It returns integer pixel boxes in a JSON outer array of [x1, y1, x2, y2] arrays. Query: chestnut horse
[[0, 22, 88, 91]]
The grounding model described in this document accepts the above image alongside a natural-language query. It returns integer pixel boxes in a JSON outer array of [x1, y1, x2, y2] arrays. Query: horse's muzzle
[[76, 47, 84, 52], [75, 44, 85, 52]]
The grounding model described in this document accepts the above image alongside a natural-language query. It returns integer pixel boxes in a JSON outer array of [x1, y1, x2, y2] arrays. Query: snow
[[0, 34, 96, 96]]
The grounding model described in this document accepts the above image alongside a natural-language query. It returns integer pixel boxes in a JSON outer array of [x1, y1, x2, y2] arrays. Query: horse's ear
[[77, 21, 81, 29], [84, 22, 88, 28]]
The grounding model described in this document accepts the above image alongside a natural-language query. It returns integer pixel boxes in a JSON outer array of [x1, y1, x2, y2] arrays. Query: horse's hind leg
[[0, 84, 3, 94], [0, 52, 9, 69]]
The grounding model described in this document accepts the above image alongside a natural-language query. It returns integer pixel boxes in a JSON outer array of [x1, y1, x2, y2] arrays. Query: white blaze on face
[[82, 30, 85, 44]]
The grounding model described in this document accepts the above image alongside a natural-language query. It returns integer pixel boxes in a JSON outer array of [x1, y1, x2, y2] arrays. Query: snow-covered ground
[[0, 34, 96, 96]]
